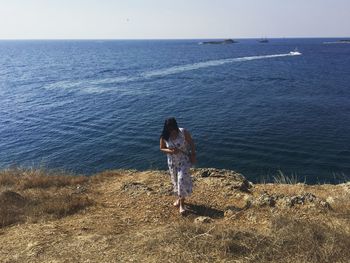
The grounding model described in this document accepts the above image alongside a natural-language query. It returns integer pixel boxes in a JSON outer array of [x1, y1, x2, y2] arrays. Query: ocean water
[[0, 39, 349, 183]]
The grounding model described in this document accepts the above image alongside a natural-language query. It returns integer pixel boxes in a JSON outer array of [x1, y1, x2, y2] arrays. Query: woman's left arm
[[184, 129, 196, 164]]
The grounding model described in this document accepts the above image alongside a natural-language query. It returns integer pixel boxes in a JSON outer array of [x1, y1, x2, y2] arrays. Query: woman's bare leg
[[179, 197, 186, 214]]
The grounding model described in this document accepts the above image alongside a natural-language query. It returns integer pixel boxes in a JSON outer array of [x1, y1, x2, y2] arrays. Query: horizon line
[[0, 36, 349, 41]]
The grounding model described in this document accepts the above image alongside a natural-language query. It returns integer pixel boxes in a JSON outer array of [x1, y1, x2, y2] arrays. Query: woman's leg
[[179, 196, 186, 214], [169, 165, 179, 207]]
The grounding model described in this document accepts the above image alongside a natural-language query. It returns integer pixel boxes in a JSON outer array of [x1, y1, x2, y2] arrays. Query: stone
[[256, 193, 276, 207], [194, 216, 212, 224], [243, 195, 254, 208], [326, 196, 335, 204], [319, 200, 332, 209], [224, 205, 242, 217], [191, 168, 253, 192], [224, 210, 235, 217], [291, 195, 305, 205], [200, 170, 211, 178], [304, 193, 317, 202], [75, 185, 87, 194], [279, 197, 293, 208]]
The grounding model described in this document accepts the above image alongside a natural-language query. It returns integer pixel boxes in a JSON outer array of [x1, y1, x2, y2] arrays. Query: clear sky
[[0, 0, 349, 39]]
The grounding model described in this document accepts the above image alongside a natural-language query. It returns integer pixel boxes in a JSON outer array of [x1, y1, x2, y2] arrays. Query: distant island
[[199, 39, 237, 45], [323, 39, 350, 44]]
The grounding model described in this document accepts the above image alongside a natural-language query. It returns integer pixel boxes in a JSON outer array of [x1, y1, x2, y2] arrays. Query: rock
[[230, 180, 252, 192], [200, 170, 211, 178], [326, 196, 335, 204], [191, 168, 252, 192], [319, 200, 332, 210], [194, 216, 212, 224], [250, 192, 321, 209], [224, 210, 235, 217], [255, 193, 276, 207], [74, 185, 87, 194], [304, 193, 317, 202], [243, 195, 254, 208], [290, 195, 305, 205], [224, 206, 242, 217]]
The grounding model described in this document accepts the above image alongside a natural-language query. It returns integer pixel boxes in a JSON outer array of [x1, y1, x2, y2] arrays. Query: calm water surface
[[0, 39, 350, 183]]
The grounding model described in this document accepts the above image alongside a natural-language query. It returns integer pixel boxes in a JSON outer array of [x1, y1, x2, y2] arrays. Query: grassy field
[[1, 168, 349, 263]]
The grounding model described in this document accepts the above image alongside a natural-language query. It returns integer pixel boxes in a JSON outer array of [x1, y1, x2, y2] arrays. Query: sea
[[1, 38, 350, 183]]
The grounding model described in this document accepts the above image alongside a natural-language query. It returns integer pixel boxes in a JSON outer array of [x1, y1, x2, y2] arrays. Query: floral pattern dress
[[165, 128, 192, 197]]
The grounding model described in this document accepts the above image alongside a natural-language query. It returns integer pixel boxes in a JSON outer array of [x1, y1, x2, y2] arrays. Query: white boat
[[289, 48, 302, 55]]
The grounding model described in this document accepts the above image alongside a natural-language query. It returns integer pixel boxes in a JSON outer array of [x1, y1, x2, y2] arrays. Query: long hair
[[160, 117, 179, 141]]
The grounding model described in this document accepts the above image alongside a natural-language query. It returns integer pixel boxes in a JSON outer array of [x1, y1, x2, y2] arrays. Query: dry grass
[[141, 216, 350, 263], [0, 169, 349, 263], [89, 169, 134, 184], [273, 170, 301, 184], [0, 168, 92, 228]]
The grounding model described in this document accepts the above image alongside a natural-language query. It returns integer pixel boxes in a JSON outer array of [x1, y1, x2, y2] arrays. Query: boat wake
[[45, 52, 301, 94]]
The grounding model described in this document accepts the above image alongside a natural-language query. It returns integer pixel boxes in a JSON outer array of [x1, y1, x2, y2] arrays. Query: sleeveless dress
[[165, 128, 193, 197]]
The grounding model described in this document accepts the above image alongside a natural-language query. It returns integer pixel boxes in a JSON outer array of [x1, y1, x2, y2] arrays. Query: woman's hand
[[169, 148, 179, 155]]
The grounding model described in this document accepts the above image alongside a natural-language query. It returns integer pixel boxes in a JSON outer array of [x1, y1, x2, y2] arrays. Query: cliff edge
[[1, 168, 349, 263]]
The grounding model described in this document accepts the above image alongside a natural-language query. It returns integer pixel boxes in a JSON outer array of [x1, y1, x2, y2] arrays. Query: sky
[[0, 0, 349, 39]]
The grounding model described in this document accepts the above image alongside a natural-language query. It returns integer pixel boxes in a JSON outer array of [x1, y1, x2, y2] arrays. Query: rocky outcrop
[[191, 168, 253, 192], [245, 191, 331, 210]]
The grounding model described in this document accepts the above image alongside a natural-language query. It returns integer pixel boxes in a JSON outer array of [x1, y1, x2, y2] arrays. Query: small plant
[[273, 170, 300, 184], [332, 171, 349, 184]]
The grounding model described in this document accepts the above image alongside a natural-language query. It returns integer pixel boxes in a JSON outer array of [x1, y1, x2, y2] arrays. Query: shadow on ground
[[186, 203, 224, 218]]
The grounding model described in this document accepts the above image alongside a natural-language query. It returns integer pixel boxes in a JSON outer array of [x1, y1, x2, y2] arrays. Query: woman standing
[[160, 117, 196, 214]]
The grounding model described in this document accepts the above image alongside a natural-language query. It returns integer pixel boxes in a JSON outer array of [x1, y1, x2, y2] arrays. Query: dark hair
[[160, 117, 179, 141]]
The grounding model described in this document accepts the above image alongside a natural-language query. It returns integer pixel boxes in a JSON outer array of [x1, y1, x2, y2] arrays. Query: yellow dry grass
[[0, 168, 349, 263]]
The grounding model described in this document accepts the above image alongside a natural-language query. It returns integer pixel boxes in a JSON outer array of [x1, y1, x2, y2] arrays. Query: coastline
[[1, 168, 349, 262]]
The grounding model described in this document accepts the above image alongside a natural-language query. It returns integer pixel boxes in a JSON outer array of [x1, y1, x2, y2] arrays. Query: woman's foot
[[178, 197, 187, 215], [179, 206, 186, 215], [173, 199, 180, 207]]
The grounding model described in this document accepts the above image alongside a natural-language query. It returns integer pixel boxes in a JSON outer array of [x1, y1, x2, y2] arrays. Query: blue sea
[[1, 39, 350, 183]]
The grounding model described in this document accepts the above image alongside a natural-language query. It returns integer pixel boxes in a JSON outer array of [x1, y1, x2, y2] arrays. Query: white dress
[[165, 128, 193, 197]]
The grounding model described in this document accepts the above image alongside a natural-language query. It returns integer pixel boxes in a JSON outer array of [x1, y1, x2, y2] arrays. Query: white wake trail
[[45, 52, 300, 93], [142, 53, 300, 78]]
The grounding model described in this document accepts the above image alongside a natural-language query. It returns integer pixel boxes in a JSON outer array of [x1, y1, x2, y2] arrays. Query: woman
[[160, 117, 196, 214]]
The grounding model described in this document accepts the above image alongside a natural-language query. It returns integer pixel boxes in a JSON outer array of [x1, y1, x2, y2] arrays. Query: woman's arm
[[184, 130, 196, 164], [160, 138, 178, 154]]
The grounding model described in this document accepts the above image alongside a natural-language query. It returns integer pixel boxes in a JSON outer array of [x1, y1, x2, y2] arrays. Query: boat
[[258, 38, 269, 43], [289, 48, 302, 55], [199, 39, 238, 45]]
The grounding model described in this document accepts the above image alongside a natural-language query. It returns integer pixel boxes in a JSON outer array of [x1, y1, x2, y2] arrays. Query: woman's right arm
[[160, 138, 177, 154]]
